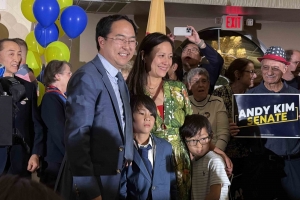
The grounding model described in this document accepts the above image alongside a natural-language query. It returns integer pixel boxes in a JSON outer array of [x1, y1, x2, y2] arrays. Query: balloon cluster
[[21, 0, 88, 74]]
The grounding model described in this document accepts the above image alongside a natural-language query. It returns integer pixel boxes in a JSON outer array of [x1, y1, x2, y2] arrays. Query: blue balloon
[[33, 0, 60, 28], [34, 23, 59, 48], [61, 6, 88, 39]]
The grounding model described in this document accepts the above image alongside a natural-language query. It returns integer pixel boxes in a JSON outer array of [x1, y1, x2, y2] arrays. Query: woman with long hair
[[127, 32, 232, 199]]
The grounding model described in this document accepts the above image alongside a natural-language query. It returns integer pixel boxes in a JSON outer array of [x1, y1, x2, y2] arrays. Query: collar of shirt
[[134, 134, 153, 149], [98, 53, 120, 78], [259, 79, 290, 93]]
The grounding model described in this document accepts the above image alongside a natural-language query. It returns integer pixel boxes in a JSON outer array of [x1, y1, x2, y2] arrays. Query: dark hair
[[225, 58, 254, 83], [180, 114, 212, 139], [285, 50, 294, 62], [130, 94, 157, 120], [0, 38, 18, 51], [95, 15, 137, 51], [127, 32, 174, 95], [12, 38, 28, 51], [43, 60, 72, 86], [0, 175, 62, 200], [181, 41, 203, 57], [165, 54, 183, 80]]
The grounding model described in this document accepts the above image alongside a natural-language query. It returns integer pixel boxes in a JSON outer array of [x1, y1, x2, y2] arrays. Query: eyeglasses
[[190, 78, 209, 86], [243, 70, 256, 75], [185, 136, 211, 146], [261, 65, 281, 72], [182, 47, 199, 54], [105, 37, 138, 47], [60, 72, 72, 76]]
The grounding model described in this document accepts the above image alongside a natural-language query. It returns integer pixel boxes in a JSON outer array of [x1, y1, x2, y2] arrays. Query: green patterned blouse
[[147, 80, 193, 200]]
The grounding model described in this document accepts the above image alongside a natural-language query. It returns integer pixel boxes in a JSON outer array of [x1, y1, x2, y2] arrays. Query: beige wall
[[79, 13, 300, 71], [0, 0, 31, 39]]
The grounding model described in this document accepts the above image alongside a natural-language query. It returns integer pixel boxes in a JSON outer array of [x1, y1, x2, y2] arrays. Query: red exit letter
[[226, 16, 241, 28], [222, 15, 244, 31]]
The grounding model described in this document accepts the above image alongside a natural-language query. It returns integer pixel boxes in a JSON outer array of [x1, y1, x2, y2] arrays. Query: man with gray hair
[[240, 46, 300, 199], [283, 50, 300, 89]]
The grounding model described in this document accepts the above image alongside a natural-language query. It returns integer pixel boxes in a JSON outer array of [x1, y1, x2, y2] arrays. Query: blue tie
[[138, 145, 152, 175], [116, 72, 133, 162]]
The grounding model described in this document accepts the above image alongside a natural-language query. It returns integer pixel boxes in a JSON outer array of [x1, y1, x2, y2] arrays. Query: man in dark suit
[[0, 39, 43, 177], [180, 26, 224, 93], [64, 15, 137, 200]]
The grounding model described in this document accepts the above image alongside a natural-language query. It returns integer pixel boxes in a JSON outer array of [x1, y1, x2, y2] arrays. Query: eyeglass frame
[[182, 47, 200, 54], [185, 135, 212, 146], [59, 71, 72, 76], [243, 70, 257, 75], [105, 37, 138, 47]]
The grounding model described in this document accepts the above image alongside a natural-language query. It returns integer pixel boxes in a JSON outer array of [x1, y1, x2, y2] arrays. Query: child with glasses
[[119, 95, 177, 200], [180, 114, 230, 200]]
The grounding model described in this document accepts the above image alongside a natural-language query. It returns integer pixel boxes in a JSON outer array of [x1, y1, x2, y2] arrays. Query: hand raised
[[185, 26, 201, 44]]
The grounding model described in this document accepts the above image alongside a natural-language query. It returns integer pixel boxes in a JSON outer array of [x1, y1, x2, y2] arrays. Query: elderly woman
[[187, 68, 230, 151], [39, 60, 72, 189], [127, 32, 232, 199]]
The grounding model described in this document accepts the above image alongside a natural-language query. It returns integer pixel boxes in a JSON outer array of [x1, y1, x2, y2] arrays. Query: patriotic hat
[[257, 46, 290, 65]]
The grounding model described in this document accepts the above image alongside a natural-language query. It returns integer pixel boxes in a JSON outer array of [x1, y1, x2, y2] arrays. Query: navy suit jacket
[[0, 77, 43, 176], [200, 43, 224, 93], [40, 92, 66, 164], [64, 55, 132, 200], [120, 135, 177, 200]]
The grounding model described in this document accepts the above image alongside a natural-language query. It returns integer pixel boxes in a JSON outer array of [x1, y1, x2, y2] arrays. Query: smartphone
[[173, 27, 192, 36]]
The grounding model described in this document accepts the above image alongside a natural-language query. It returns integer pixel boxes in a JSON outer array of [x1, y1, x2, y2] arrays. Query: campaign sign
[[233, 94, 300, 138]]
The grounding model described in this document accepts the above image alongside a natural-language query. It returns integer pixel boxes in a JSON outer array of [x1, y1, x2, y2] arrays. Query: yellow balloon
[[45, 41, 70, 63], [57, 0, 73, 9], [21, 0, 36, 22], [26, 51, 42, 76], [37, 81, 45, 106], [25, 32, 45, 56], [45, 46, 64, 63]]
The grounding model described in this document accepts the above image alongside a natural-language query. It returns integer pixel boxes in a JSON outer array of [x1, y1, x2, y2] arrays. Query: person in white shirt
[[180, 114, 230, 200]]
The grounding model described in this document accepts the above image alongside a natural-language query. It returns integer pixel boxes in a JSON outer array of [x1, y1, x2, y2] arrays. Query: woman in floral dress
[[127, 32, 192, 199], [127, 32, 232, 199]]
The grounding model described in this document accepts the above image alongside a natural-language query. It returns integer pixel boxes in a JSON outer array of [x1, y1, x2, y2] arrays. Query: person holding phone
[[175, 26, 224, 93]]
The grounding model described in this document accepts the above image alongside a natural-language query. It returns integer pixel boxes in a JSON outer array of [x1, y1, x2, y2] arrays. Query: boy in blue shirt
[[120, 94, 177, 200]]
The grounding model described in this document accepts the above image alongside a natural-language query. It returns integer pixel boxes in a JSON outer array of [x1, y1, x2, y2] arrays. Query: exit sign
[[221, 15, 244, 31]]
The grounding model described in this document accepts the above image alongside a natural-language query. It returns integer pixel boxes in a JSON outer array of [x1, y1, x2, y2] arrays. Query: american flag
[[15, 64, 32, 82]]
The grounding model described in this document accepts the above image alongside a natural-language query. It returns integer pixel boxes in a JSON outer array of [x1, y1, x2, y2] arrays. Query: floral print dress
[[147, 80, 193, 200]]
